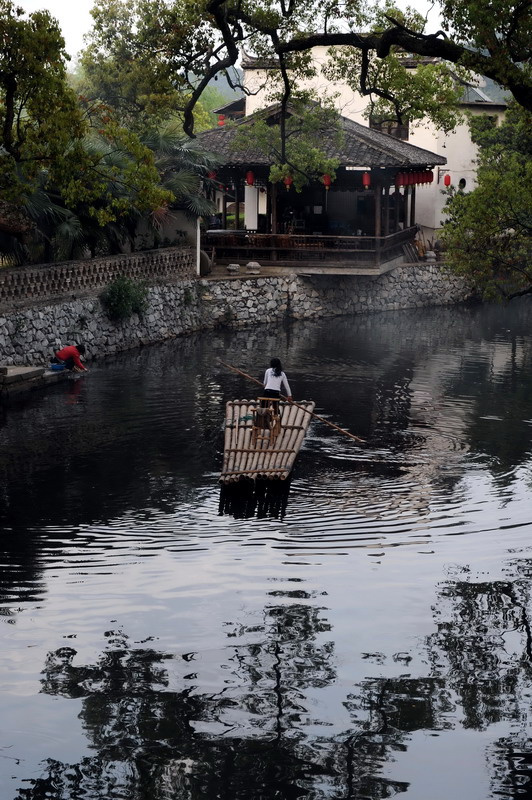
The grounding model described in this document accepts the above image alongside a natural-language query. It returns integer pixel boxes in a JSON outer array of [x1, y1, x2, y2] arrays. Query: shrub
[[100, 276, 148, 320]]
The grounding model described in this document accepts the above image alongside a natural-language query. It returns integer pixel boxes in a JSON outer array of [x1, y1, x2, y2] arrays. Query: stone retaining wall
[[0, 263, 472, 367], [0, 246, 194, 309]]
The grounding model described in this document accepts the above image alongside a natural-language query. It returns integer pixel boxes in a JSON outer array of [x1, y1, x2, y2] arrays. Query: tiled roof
[[196, 105, 446, 167], [459, 77, 509, 106], [212, 97, 245, 115]]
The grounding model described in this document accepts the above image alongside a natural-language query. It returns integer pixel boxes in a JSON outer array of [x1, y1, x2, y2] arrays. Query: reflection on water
[[218, 480, 292, 519], [1, 300, 532, 799]]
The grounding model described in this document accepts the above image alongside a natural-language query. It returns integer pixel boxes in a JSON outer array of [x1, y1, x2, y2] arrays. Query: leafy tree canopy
[[0, 0, 85, 195], [441, 102, 532, 300], [143, 0, 532, 136], [79, 0, 228, 135], [322, 3, 469, 134], [0, 0, 170, 221], [233, 95, 342, 190]]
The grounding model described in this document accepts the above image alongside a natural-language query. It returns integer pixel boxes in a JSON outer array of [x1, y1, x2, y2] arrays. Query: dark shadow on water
[[218, 479, 292, 520]]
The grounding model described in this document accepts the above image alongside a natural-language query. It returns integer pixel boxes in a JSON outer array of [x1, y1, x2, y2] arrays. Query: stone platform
[[0, 365, 68, 401]]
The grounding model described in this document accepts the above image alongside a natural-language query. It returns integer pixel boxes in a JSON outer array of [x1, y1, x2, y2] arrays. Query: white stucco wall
[[243, 48, 506, 235], [245, 47, 369, 122]]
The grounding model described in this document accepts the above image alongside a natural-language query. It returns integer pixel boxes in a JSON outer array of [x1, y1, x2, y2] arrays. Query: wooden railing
[[205, 227, 417, 268]]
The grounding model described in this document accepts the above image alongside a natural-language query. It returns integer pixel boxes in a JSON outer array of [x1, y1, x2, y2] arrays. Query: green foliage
[[0, 1, 85, 199], [441, 103, 532, 300], [79, 0, 222, 135], [234, 97, 341, 190], [144, 123, 218, 217], [0, 0, 172, 257], [326, 48, 467, 133], [100, 275, 149, 320], [167, 0, 531, 136], [322, 2, 469, 133]]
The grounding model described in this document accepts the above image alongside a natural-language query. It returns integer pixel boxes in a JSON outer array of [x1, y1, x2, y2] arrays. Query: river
[[1, 299, 532, 799]]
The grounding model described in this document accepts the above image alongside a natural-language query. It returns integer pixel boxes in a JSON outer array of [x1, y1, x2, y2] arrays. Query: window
[[370, 118, 409, 141]]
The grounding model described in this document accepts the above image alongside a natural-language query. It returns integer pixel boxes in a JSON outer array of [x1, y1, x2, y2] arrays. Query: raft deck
[[221, 398, 315, 483]]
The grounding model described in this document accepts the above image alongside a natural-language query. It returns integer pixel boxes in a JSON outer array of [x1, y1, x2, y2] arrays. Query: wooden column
[[374, 174, 382, 266], [271, 182, 278, 235], [222, 191, 228, 229], [266, 184, 272, 233], [374, 186, 381, 237], [234, 180, 240, 230], [410, 186, 416, 227], [384, 183, 390, 236]]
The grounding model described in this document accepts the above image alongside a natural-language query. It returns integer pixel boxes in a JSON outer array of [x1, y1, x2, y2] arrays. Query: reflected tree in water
[[427, 568, 532, 796], [446, 330, 532, 484], [14, 600, 423, 800], [486, 736, 532, 798], [17, 570, 532, 799], [14, 604, 338, 799]]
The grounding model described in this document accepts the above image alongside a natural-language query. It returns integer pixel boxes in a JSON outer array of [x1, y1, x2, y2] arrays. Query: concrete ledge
[[0, 366, 46, 384], [0, 366, 69, 400]]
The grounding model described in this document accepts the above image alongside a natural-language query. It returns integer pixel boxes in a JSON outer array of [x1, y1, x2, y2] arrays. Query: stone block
[[0, 365, 46, 383]]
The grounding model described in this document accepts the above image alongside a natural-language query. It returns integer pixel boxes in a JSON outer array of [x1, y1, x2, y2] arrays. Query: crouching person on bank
[[52, 344, 89, 372]]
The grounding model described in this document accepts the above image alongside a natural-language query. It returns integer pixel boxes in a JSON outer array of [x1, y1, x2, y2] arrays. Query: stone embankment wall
[[0, 256, 472, 367]]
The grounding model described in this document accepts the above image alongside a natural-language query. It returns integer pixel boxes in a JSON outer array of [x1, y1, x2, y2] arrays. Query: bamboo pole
[[219, 359, 366, 444], [222, 401, 234, 474]]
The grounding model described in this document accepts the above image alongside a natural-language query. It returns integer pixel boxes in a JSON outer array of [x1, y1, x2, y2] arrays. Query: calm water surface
[[1, 301, 532, 799]]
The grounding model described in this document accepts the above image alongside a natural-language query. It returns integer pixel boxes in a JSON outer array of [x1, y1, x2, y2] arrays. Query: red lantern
[[207, 171, 217, 180], [245, 170, 255, 186], [322, 173, 332, 190], [395, 172, 403, 188], [362, 171, 371, 189], [422, 171, 428, 184], [428, 170, 434, 183], [283, 175, 293, 190], [218, 114, 225, 127], [444, 173, 451, 187]]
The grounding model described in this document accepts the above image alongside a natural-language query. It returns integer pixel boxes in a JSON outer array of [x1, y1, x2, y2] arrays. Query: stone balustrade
[[0, 246, 195, 309]]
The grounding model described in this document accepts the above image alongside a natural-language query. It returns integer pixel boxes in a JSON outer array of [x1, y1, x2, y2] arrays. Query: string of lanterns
[[211, 168, 444, 192], [395, 170, 434, 188]]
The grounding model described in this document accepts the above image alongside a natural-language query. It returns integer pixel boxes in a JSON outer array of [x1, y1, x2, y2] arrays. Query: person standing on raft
[[262, 358, 292, 401]]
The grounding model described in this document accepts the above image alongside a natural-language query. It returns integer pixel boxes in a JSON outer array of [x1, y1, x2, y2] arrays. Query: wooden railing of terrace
[[205, 227, 417, 269]]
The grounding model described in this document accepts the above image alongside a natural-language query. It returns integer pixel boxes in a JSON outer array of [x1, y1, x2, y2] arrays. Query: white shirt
[[263, 368, 291, 396]]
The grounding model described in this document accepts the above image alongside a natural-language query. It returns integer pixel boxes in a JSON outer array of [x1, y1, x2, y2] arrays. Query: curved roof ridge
[[196, 102, 446, 166]]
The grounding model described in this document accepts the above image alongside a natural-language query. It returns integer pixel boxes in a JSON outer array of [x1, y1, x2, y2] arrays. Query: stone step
[[0, 366, 46, 384]]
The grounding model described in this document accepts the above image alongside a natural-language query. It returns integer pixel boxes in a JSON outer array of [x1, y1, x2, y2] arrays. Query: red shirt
[[55, 345, 87, 370]]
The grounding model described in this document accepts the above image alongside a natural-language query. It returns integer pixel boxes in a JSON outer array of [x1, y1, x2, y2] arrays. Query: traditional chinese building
[[197, 104, 446, 273]]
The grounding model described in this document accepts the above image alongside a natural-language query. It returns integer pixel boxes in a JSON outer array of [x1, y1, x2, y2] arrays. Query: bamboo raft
[[220, 398, 315, 483]]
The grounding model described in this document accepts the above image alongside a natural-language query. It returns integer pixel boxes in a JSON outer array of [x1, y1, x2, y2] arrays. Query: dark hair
[[270, 357, 282, 377], [76, 344, 86, 355]]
